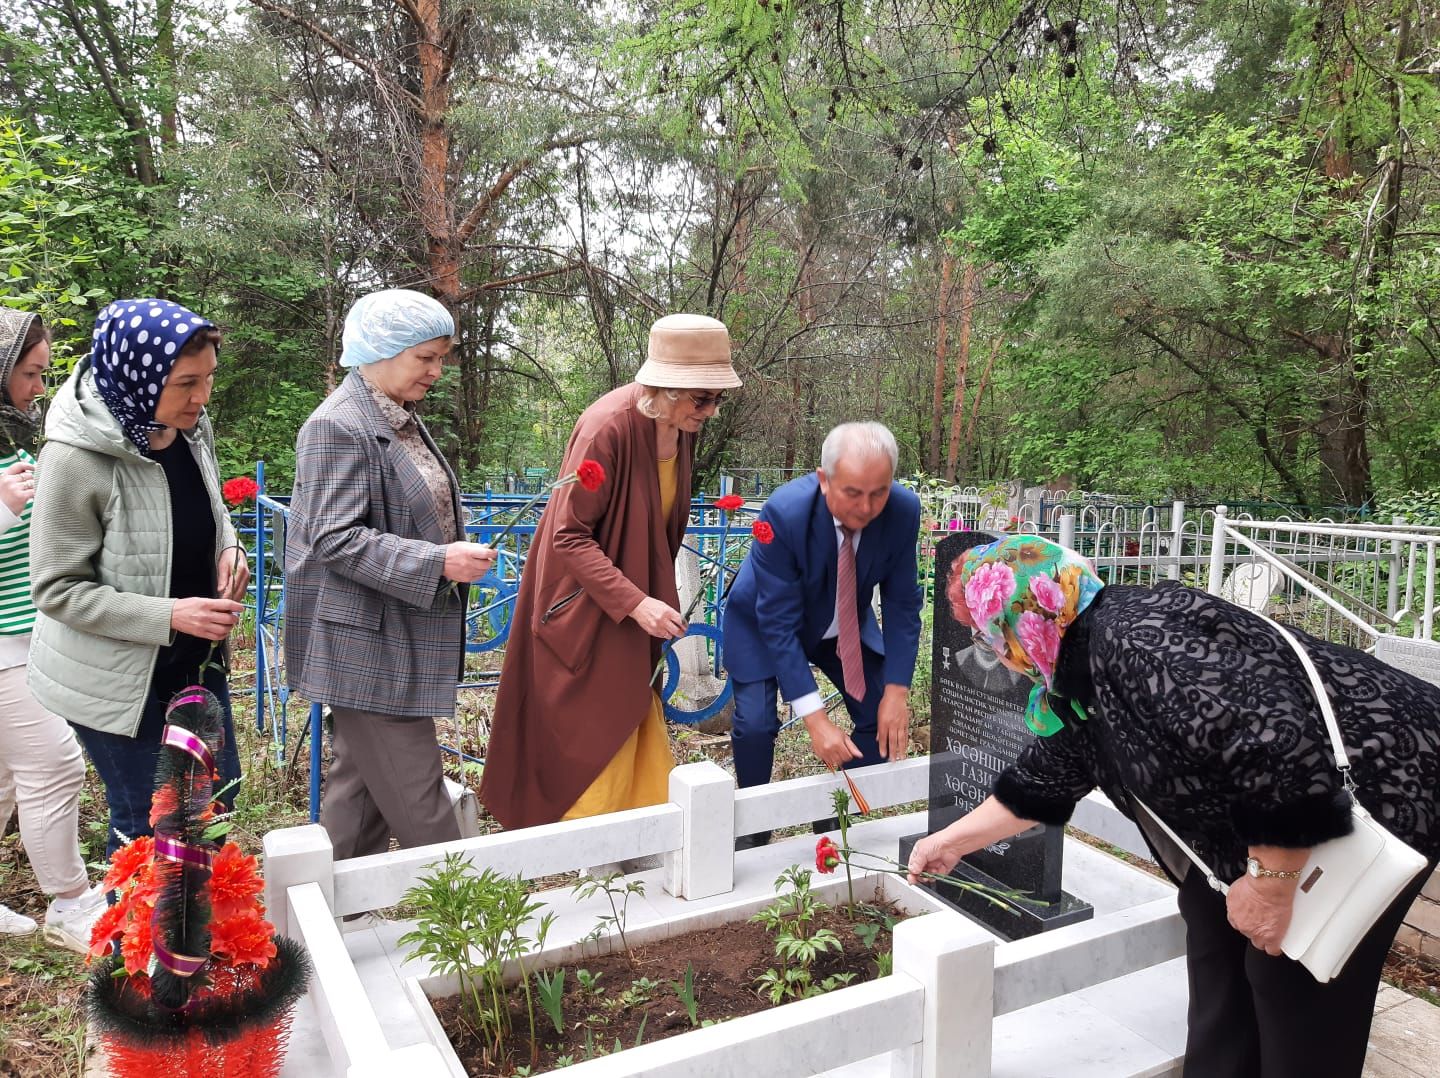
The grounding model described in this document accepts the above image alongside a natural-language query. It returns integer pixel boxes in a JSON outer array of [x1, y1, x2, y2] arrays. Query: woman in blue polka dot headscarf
[[27, 298, 250, 861], [90, 298, 218, 454]]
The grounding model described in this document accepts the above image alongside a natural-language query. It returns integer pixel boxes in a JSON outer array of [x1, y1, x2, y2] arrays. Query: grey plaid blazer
[[284, 371, 467, 717]]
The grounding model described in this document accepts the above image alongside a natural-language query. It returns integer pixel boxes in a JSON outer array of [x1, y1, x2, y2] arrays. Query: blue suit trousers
[[730, 638, 887, 789]]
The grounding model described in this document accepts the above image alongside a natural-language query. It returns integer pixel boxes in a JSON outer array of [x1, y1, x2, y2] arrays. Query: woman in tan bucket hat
[[481, 314, 742, 829]]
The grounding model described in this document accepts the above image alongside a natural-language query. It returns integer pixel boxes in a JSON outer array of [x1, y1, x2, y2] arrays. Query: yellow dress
[[562, 456, 678, 820]]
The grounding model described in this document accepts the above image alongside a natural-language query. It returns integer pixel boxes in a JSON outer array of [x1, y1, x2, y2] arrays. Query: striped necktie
[[836, 526, 866, 701]]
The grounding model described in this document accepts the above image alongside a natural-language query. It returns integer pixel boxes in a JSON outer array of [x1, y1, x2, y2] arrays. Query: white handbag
[[1134, 620, 1427, 984]]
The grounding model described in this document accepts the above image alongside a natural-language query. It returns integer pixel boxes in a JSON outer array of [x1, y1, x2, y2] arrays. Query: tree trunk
[[944, 262, 977, 482], [927, 251, 954, 474], [415, 0, 459, 315], [961, 335, 1003, 477]]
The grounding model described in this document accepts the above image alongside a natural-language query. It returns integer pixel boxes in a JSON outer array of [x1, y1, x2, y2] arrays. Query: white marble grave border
[[263, 759, 1183, 1078]]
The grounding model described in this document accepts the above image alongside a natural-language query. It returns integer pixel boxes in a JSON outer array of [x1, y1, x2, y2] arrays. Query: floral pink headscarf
[[946, 536, 1104, 736]]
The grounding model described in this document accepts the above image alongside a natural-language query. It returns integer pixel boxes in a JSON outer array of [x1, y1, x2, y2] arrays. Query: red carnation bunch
[[222, 476, 260, 507], [751, 520, 774, 544], [714, 493, 745, 512]]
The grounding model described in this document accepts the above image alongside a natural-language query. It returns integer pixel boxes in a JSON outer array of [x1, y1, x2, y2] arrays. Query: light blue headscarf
[[339, 289, 455, 368]]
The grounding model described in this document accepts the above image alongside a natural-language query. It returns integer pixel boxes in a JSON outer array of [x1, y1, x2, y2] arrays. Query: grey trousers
[[321, 706, 461, 861]]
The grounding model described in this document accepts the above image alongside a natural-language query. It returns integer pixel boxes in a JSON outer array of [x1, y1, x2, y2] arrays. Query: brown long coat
[[480, 384, 695, 829]]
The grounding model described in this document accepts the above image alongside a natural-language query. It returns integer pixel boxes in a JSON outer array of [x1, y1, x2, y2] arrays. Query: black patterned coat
[[994, 582, 1440, 881]]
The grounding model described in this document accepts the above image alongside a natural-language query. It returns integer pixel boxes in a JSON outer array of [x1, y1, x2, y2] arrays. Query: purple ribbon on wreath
[[149, 706, 220, 979]]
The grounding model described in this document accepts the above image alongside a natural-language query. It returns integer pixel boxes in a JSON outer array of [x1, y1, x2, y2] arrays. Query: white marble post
[[262, 823, 334, 937], [663, 761, 735, 900], [891, 910, 997, 1078]]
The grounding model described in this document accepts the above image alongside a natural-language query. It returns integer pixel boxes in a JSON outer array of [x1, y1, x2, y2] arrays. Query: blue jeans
[[70, 668, 242, 859], [730, 638, 886, 790]]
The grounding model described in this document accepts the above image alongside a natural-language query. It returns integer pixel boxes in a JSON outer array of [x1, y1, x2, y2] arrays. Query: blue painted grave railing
[[242, 463, 761, 820]]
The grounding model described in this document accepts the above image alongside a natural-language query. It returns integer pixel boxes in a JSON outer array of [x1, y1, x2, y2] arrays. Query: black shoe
[[734, 830, 772, 851], [811, 817, 840, 835]]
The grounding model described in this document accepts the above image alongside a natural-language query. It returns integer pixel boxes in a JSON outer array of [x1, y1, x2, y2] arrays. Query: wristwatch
[[1246, 856, 1302, 880]]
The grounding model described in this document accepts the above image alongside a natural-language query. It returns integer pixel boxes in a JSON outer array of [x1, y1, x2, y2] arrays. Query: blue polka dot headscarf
[[90, 298, 216, 454]]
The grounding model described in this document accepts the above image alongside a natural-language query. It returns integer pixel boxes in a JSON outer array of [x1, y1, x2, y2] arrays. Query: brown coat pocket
[[534, 586, 603, 674]]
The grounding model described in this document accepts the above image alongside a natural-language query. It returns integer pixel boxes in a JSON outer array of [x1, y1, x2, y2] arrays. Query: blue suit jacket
[[721, 473, 923, 703]]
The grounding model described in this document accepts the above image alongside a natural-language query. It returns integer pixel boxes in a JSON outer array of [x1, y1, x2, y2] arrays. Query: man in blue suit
[[722, 422, 923, 846]]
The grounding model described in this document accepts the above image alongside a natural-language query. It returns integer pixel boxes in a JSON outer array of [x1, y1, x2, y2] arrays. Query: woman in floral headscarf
[[28, 299, 248, 861], [907, 534, 1440, 1077]]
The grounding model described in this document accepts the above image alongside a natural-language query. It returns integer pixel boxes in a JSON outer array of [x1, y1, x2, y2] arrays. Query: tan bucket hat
[[634, 314, 743, 390]]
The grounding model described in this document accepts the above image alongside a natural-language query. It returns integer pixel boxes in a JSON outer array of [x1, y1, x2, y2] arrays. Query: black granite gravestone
[[899, 531, 1093, 940]]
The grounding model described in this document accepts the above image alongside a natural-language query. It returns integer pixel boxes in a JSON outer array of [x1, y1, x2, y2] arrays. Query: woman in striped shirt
[[0, 309, 104, 952]]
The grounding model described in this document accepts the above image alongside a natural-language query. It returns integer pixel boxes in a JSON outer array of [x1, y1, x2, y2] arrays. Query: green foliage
[[397, 854, 553, 1067], [534, 968, 566, 1036], [571, 870, 646, 962], [750, 865, 852, 1004], [670, 961, 700, 1027], [0, 118, 145, 347], [1378, 491, 1440, 529]]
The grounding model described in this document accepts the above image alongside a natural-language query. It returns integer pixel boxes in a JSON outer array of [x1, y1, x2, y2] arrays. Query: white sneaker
[[0, 902, 37, 935], [42, 884, 105, 954]]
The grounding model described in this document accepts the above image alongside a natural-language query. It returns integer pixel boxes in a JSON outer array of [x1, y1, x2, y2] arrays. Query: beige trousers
[[0, 664, 88, 896]]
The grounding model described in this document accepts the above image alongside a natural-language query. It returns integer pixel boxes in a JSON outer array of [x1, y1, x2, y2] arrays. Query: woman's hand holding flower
[[172, 597, 246, 641], [442, 541, 498, 583], [216, 546, 250, 601], [906, 830, 964, 885], [629, 596, 686, 639]]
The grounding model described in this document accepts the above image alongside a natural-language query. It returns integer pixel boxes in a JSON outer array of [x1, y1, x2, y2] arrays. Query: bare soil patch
[[432, 901, 900, 1076]]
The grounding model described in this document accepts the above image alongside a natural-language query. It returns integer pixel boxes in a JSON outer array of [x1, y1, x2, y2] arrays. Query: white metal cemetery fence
[[234, 462, 1440, 819]]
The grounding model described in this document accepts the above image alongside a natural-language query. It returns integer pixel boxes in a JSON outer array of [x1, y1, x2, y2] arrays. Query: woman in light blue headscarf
[[285, 290, 496, 869]]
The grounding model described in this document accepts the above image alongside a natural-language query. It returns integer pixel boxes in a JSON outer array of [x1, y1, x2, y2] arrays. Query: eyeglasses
[[687, 391, 727, 409]]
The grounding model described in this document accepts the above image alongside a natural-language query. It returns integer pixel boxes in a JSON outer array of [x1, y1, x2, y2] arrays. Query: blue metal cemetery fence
[[240, 463, 762, 820]]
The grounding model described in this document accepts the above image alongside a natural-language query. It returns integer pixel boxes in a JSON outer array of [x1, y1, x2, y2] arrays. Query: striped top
[[0, 448, 36, 636]]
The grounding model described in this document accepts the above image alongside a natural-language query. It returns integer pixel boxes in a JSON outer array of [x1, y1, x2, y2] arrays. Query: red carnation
[[209, 842, 266, 920], [751, 520, 774, 544], [103, 836, 155, 893], [815, 836, 841, 874], [87, 900, 128, 959], [120, 912, 155, 976], [575, 459, 605, 492], [209, 908, 279, 967], [714, 494, 745, 511], [222, 476, 260, 507]]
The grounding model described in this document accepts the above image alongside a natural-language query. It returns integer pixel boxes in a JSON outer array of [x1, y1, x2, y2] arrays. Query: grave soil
[[432, 900, 901, 1076]]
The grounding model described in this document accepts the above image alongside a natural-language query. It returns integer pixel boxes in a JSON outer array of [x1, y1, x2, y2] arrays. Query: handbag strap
[[1264, 618, 1354, 785], [1131, 616, 1351, 895], [1132, 796, 1229, 894]]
